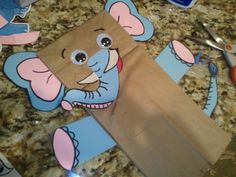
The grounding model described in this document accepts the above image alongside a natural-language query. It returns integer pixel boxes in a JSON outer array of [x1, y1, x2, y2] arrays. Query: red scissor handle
[[230, 66, 236, 85]]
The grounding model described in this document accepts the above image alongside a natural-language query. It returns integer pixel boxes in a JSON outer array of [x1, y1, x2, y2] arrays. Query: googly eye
[[70, 50, 88, 65], [96, 33, 113, 49]]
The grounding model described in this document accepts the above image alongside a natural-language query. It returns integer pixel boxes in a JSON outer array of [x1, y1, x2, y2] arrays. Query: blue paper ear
[[0, 0, 30, 35], [105, 0, 154, 41], [3, 52, 65, 111]]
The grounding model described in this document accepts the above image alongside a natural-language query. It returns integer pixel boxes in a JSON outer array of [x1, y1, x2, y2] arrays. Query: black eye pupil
[[101, 37, 111, 47], [75, 53, 86, 62]]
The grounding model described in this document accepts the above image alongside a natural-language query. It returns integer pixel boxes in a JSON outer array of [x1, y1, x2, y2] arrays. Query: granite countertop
[[0, 0, 236, 177]]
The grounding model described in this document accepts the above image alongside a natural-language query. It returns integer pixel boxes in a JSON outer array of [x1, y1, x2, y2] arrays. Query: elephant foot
[[53, 127, 80, 170]]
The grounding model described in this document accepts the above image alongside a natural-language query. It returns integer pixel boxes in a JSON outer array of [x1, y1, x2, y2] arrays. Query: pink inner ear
[[109, 2, 144, 36], [0, 32, 40, 45], [0, 15, 8, 28], [17, 58, 62, 101], [172, 40, 195, 64]]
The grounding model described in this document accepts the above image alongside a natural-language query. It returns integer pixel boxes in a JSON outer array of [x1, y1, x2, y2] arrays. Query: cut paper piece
[[155, 40, 195, 83], [15, 0, 38, 8], [53, 116, 116, 170], [53, 46, 219, 170], [0, 32, 40, 45], [0, 1, 31, 36], [203, 63, 218, 117], [105, 0, 154, 41], [60, 48, 120, 111], [0, 0, 39, 45], [0, 153, 22, 177], [156, 43, 218, 116], [3, 52, 65, 111], [109, 2, 144, 36]]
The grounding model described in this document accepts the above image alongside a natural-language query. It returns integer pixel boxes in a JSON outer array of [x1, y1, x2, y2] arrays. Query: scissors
[[186, 20, 236, 85]]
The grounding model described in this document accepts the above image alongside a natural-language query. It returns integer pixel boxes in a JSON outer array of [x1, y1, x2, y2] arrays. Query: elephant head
[[4, 0, 154, 111]]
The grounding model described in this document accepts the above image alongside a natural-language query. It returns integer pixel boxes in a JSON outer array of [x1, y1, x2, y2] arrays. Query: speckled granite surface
[[0, 0, 235, 177]]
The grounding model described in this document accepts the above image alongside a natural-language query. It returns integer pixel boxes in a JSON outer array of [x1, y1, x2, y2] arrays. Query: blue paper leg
[[155, 40, 195, 83], [155, 41, 218, 117], [53, 116, 116, 170]]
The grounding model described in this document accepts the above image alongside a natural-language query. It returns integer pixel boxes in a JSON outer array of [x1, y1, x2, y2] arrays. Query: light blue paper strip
[[54, 116, 116, 168], [155, 41, 194, 83]]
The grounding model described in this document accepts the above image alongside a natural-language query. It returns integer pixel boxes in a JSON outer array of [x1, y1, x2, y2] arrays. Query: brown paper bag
[[39, 12, 231, 177]]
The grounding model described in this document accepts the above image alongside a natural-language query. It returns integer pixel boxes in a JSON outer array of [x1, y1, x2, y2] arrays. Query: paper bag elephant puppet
[[3, 0, 230, 177]]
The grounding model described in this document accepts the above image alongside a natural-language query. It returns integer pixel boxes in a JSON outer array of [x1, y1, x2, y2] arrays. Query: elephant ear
[[3, 52, 65, 111], [105, 0, 154, 41]]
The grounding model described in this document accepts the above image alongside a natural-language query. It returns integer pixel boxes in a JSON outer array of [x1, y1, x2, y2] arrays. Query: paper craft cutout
[[105, 0, 154, 41], [203, 63, 218, 117], [15, 0, 38, 8], [3, 0, 230, 176], [3, 52, 65, 111], [38, 12, 230, 177], [0, 0, 39, 45], [67, 170, 81, 177], [156, 46, 218, 117], [0, 153, 21, 177], [52, 45, 219, 171], [53, 116, 116, 170], [194, 52, 203, 64], [4, 0, 153, 112], [0, 32, 39, 45], [155, 40, 195, 83]]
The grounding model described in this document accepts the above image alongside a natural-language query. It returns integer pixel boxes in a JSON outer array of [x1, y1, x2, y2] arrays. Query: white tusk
[[78, 72, 99, 84], [105, 49, 119, 73]]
